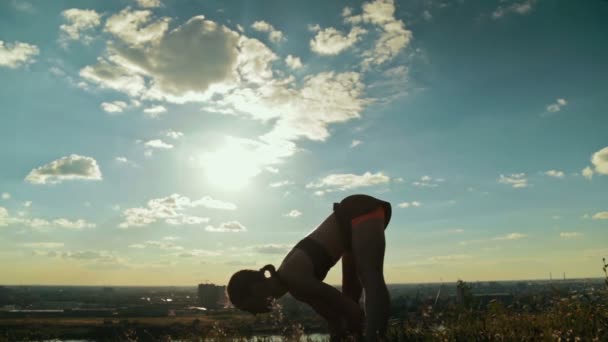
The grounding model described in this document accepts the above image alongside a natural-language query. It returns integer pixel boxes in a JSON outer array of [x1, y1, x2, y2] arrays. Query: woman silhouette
[[227, 194, 392, 341]]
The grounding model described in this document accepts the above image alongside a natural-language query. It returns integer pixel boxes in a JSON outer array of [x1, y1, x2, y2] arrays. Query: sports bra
[[293, 237, 337, 281]]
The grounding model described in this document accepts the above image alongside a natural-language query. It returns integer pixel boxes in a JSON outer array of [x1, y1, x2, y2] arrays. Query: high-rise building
[[197, 283, 226, 310]]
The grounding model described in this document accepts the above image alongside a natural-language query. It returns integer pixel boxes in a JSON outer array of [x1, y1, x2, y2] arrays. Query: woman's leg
[[351, 215, 389, 341]]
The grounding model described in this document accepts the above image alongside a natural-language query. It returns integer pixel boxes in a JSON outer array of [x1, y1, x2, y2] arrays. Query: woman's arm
[[289, 277, 363, 334], [342, 251, 362, 303]]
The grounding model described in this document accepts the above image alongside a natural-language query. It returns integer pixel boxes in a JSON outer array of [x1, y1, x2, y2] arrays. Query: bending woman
[[227, 194, 392, 341]]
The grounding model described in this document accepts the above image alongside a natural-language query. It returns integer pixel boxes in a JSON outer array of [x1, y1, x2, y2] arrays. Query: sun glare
[[201, 140, 261, 191]]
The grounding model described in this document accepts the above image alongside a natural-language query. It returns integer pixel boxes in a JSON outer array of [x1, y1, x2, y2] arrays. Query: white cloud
[[129, 243, 146, 248], [101, 101, 128, 113], [492, 0, 537, 19], [191, 196, 237, 210], [24, 201, 32, 207], [591, 146, 608, 175], [119, 194, 235, 228], [144, 139, 173, 149], [22, 242, 64, 249], [81, 12, 240, 102], [560, 232, 582, 239], [582, 166, 594, 180], [285, 54, 302, 69], [205, 221, 246, 233], [0, 206, 94, 230], [544, 169, 565, 179], [104, 8, 170, 47], [178, 249, 221, 257], [52, 218, 96, 229], [251, 243, 292, 254], [498, 173, 528, 188], [135, 0, 161, 8], [350, 140, 362, 148], [1, 193, 10, 200], [422, 10, 432, 21], [166, 130, 183, 139], [144, 240, 183, 250], [251, 20, 284, 43], [545, 98, 567, 113], [143, 105, 167, 118], [397, 201, 421, 208], [344, 0, 413, 67], [306, 171, 390, 192], [78, 12, 371, 185], [115, 157, 128, 163], [284, 209, 302, 218], [25, 154, 102, 185], [592, 211, 608, 220], [269, 180, 291, 188], [493, 232, 527, 241], [0, 40, 39, 69], [412, 175, 443, 188], [60, 9, 101, 43], [310, 26, 367, 55]]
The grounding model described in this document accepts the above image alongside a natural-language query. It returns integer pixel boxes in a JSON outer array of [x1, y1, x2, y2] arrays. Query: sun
[[201, 140, 261, 191]]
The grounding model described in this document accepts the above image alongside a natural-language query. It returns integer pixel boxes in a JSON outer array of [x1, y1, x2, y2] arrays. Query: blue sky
[[0, 0, 607, 285]]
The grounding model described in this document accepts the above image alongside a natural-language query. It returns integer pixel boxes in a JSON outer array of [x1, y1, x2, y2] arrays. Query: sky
[[0, 0, 607, 286]]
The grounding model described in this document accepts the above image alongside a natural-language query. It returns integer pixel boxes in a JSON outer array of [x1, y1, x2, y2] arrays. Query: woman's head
[[227, 266, 275, 314]]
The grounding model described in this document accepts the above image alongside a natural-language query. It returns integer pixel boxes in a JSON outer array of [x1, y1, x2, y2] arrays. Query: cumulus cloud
[[545, 98, 568, 113], [25, 154, 102, 185], [397, 201, 421, 208], [306, 171, 390, 192], [1, 193, 10, 200], [350, 140, 362, 148], [560, 232, 582, 239], [251, 20, 284, 43], [582, 166, 594, 180], [119, 194, 235, 228], [135, 0, 161, 8], [205, 221, 246, 232], [284, 209, 302, 218], [78, 10, 371, 184], [544, 169, 565, 179], [592, 212, 608, 220], [310, 26, 367, 55], [101, 101, 128, 113], [498, 173, 528, 188], [344, 0, 412, 67], [81, 12, 240, 101], [144, 139, 173, 149], [493, 0, 537, 19], [285, 54, 302, 69], [60, 9, 101, 43], [0, 40, 39, 68], [591, 146, 608, 175]]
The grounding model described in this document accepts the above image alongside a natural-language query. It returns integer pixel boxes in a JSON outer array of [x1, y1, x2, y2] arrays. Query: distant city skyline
[[1, 0, 607, 286]]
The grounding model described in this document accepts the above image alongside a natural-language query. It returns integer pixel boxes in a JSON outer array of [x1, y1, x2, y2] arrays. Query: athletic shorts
[[332, 194, 392, 251]]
